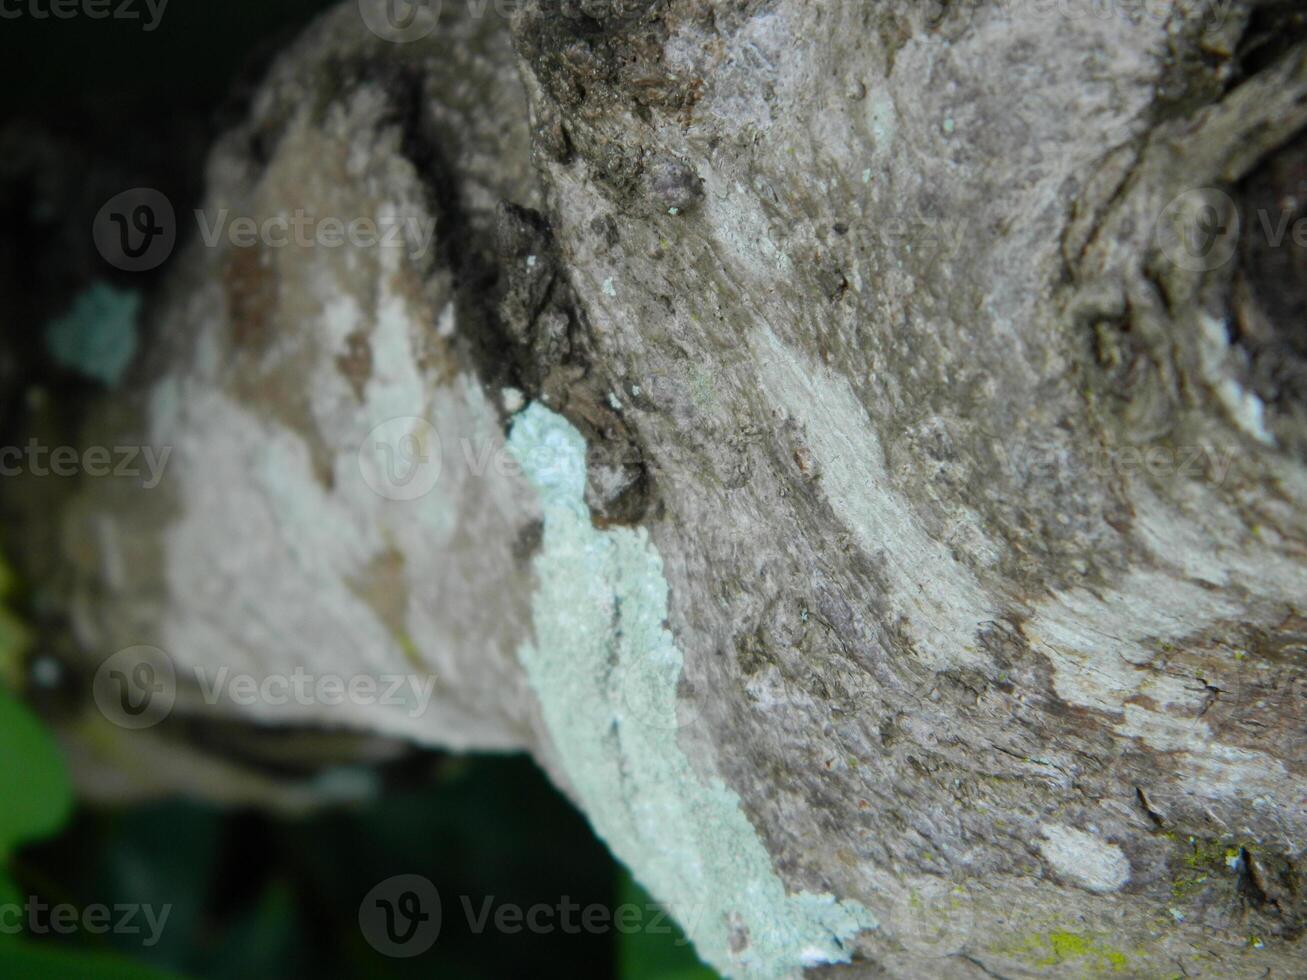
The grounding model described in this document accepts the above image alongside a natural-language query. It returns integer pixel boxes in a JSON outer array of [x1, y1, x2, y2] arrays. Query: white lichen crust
[[509, 403, 875, 978]]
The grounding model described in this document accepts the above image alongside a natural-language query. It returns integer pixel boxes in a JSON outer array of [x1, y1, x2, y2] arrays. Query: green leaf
[[0, 687, 73, 855], [617, 872, 717, 980], [0, 942, 189, 979]]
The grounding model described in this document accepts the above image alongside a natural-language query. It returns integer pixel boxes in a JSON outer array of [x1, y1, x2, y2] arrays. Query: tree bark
[[7, 1, 1307, 976]]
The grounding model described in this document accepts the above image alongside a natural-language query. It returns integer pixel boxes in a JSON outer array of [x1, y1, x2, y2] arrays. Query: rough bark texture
[[6, 1, 1307, 976]]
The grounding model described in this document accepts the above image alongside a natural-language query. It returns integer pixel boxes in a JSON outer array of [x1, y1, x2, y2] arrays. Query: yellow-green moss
[[995, 930, 1135, 975], [1183, 837, 1235, 870], [1170, 835, 1242, 904]]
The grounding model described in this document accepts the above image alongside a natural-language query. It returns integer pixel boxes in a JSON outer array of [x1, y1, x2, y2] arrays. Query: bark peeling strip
[[508, 403, 876, 980], [749, 326, 997, 673]]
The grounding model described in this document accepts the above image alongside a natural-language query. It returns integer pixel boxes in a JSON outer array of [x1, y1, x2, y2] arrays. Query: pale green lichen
[[508, 403, 876, 979], [44, 281, 140, 385]]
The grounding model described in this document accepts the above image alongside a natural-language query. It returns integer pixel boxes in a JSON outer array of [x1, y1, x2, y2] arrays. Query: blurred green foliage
[[9, 746, 719, 978], [0, 579, 178, 978], [618, 874, 717, 980], [0, 687, 71, 858], [0, 943, 185, 979]]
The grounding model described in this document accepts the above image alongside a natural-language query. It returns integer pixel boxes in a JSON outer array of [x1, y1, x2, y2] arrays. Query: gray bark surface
[[6, 1, 1307, 976]]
